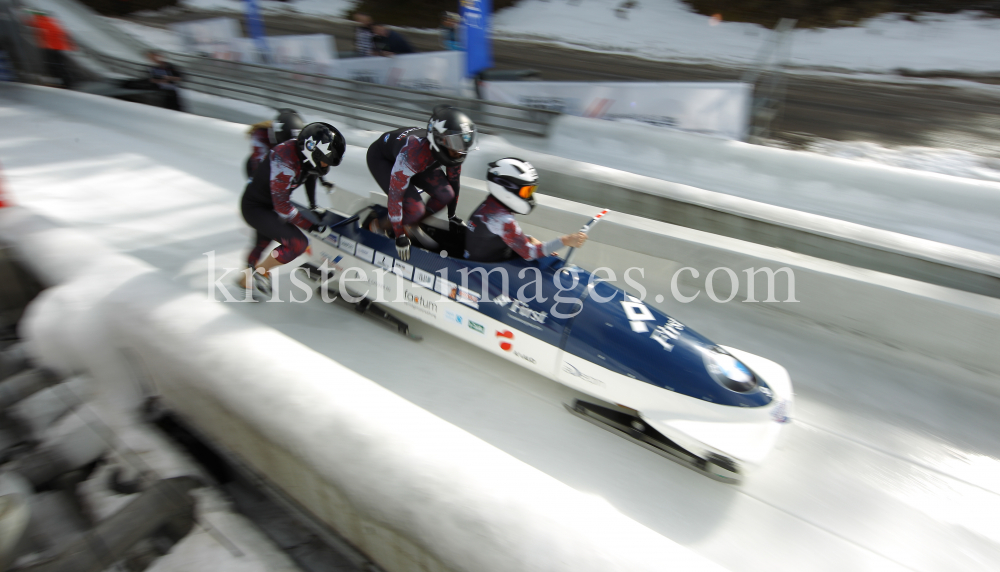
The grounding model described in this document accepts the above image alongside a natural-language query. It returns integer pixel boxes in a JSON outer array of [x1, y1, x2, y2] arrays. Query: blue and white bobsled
[[301, 205, 793, 483]]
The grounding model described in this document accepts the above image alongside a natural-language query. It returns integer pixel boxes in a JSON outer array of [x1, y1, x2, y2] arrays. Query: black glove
[[395, 236, 411, 261], [448, 215, 465, 227]]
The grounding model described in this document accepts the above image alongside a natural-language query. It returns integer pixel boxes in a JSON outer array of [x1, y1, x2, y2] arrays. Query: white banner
[[481, 81, 752, 140], [266, 34, 337, 73], [326, 51, 465, 96], [169, 18, 241, 60]]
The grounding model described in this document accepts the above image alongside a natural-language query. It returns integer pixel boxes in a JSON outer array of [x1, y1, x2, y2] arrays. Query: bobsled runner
[[297, 204, 793, 483]]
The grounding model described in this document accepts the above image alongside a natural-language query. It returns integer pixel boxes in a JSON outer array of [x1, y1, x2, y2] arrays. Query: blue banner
[[244, 0, 270, 62], [461, 0, 492, 77]]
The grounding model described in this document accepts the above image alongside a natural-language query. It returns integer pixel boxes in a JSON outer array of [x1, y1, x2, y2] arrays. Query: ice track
[[2, 96, 1000, 572]]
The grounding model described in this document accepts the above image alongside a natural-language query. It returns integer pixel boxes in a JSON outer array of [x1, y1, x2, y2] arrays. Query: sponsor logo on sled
[[563, 363, 606, 387], [339, 237, 357, 256], [493, 294, 547, 324], [414, 268, 435, 289], [455, 286, 480, 309], [435, 277, 456, 298], [650, 318, 684, 352], [325, 232, 340, 247], [374, 250, 392, 272], [514, 351, 536, 364], [468, 320, 485, 334], [366, 276, 390, 294], [393, 259, 414, 280], [405, 290, 437, 317], [445, 310, 463, 326], [496, 329, 514, 351]]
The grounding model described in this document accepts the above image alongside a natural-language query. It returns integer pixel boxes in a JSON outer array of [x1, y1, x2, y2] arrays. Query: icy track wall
[[7, 80, 1000, 380], [7, 81, 1000, 380], [0, 209, 731, 572]]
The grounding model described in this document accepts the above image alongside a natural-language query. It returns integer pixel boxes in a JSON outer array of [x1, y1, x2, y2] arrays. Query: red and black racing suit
[[464, 196, 563, 262], [366, 126, 460, 237], [241, 139, 317, 268], [245, 127, 272, 179]]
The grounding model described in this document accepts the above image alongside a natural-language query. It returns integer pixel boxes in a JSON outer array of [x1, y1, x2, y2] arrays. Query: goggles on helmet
[[518, 185, 537, 199]]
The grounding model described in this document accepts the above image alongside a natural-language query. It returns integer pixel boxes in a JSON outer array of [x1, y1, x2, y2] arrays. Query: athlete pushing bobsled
[[238, 122, 346, 299]]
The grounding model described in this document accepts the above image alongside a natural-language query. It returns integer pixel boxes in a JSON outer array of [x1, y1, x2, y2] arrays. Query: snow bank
[[493, 0, 1000, 74], [1, 207, 730, 572]]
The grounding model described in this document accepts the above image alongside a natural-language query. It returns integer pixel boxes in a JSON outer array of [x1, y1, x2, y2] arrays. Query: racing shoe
[[251, 271, 272, 302]]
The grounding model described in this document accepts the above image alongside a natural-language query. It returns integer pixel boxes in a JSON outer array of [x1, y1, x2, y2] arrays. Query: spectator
[[440, 11, 462, 51], [29, 10, 74, 89], [372, 24, 414, 56], [147, 51, 183, 112], [352, 12, 375, 57]]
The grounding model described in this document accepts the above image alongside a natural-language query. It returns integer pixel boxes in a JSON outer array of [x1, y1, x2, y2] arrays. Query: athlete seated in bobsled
[[238, 122, 346, 299], [465, 158, 587, 262]]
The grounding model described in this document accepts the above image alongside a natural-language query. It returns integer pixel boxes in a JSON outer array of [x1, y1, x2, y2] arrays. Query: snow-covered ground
[[175, 0, 1000, 75], [493, 0, 1000, 75]]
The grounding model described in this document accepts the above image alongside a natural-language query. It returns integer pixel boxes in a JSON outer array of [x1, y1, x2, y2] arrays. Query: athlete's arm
[[489, 214, 562, 260], [270, 151, 312, 229], [387, 138, 432, 236]]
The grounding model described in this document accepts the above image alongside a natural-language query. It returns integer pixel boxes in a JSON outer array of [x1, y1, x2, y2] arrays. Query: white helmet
[[486, 158, 538, 215]]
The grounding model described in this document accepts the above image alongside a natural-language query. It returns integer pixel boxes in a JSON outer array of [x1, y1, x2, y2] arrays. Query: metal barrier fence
[[85, 48, 558, 137]]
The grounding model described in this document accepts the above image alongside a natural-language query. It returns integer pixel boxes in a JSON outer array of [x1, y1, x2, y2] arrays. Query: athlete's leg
[[240, 202, 309, 289]]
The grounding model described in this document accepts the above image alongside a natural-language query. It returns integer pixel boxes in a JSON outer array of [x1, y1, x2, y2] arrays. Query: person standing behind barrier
[[440, 12, 462, 51], [372, 24, 414, 56], [147, 51, 183, 112], [352, 12, 375, 57], [29, 10, 74, 89]]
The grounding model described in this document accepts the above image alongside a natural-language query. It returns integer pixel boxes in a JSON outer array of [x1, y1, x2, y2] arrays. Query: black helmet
[[297, 122, 346, 175], [487, 158, 538, 215], [270, 108, 305, 145], [427, 105, 477, 167]]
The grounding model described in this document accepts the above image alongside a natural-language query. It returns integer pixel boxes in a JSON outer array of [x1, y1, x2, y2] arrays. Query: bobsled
[[298, 204, 793, 483]]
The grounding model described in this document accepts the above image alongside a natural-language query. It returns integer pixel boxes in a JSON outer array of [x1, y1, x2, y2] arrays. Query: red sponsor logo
[[496, 329, 514, 351]]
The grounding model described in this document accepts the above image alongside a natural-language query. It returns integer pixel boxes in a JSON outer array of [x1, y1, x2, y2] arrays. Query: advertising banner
[[168, 18, 241, 59], [328, 51, 464, 95], [461, 0, 491, 76], [384, 51, 464, 94], [480, 80, 752, 140], [266, 34, 337, 73]]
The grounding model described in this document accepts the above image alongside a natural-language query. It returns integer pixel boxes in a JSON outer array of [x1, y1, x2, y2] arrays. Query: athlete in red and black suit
[[239, 122, 345, 297], [465, 158, 586, 262], [366, 106, 477, 260]]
